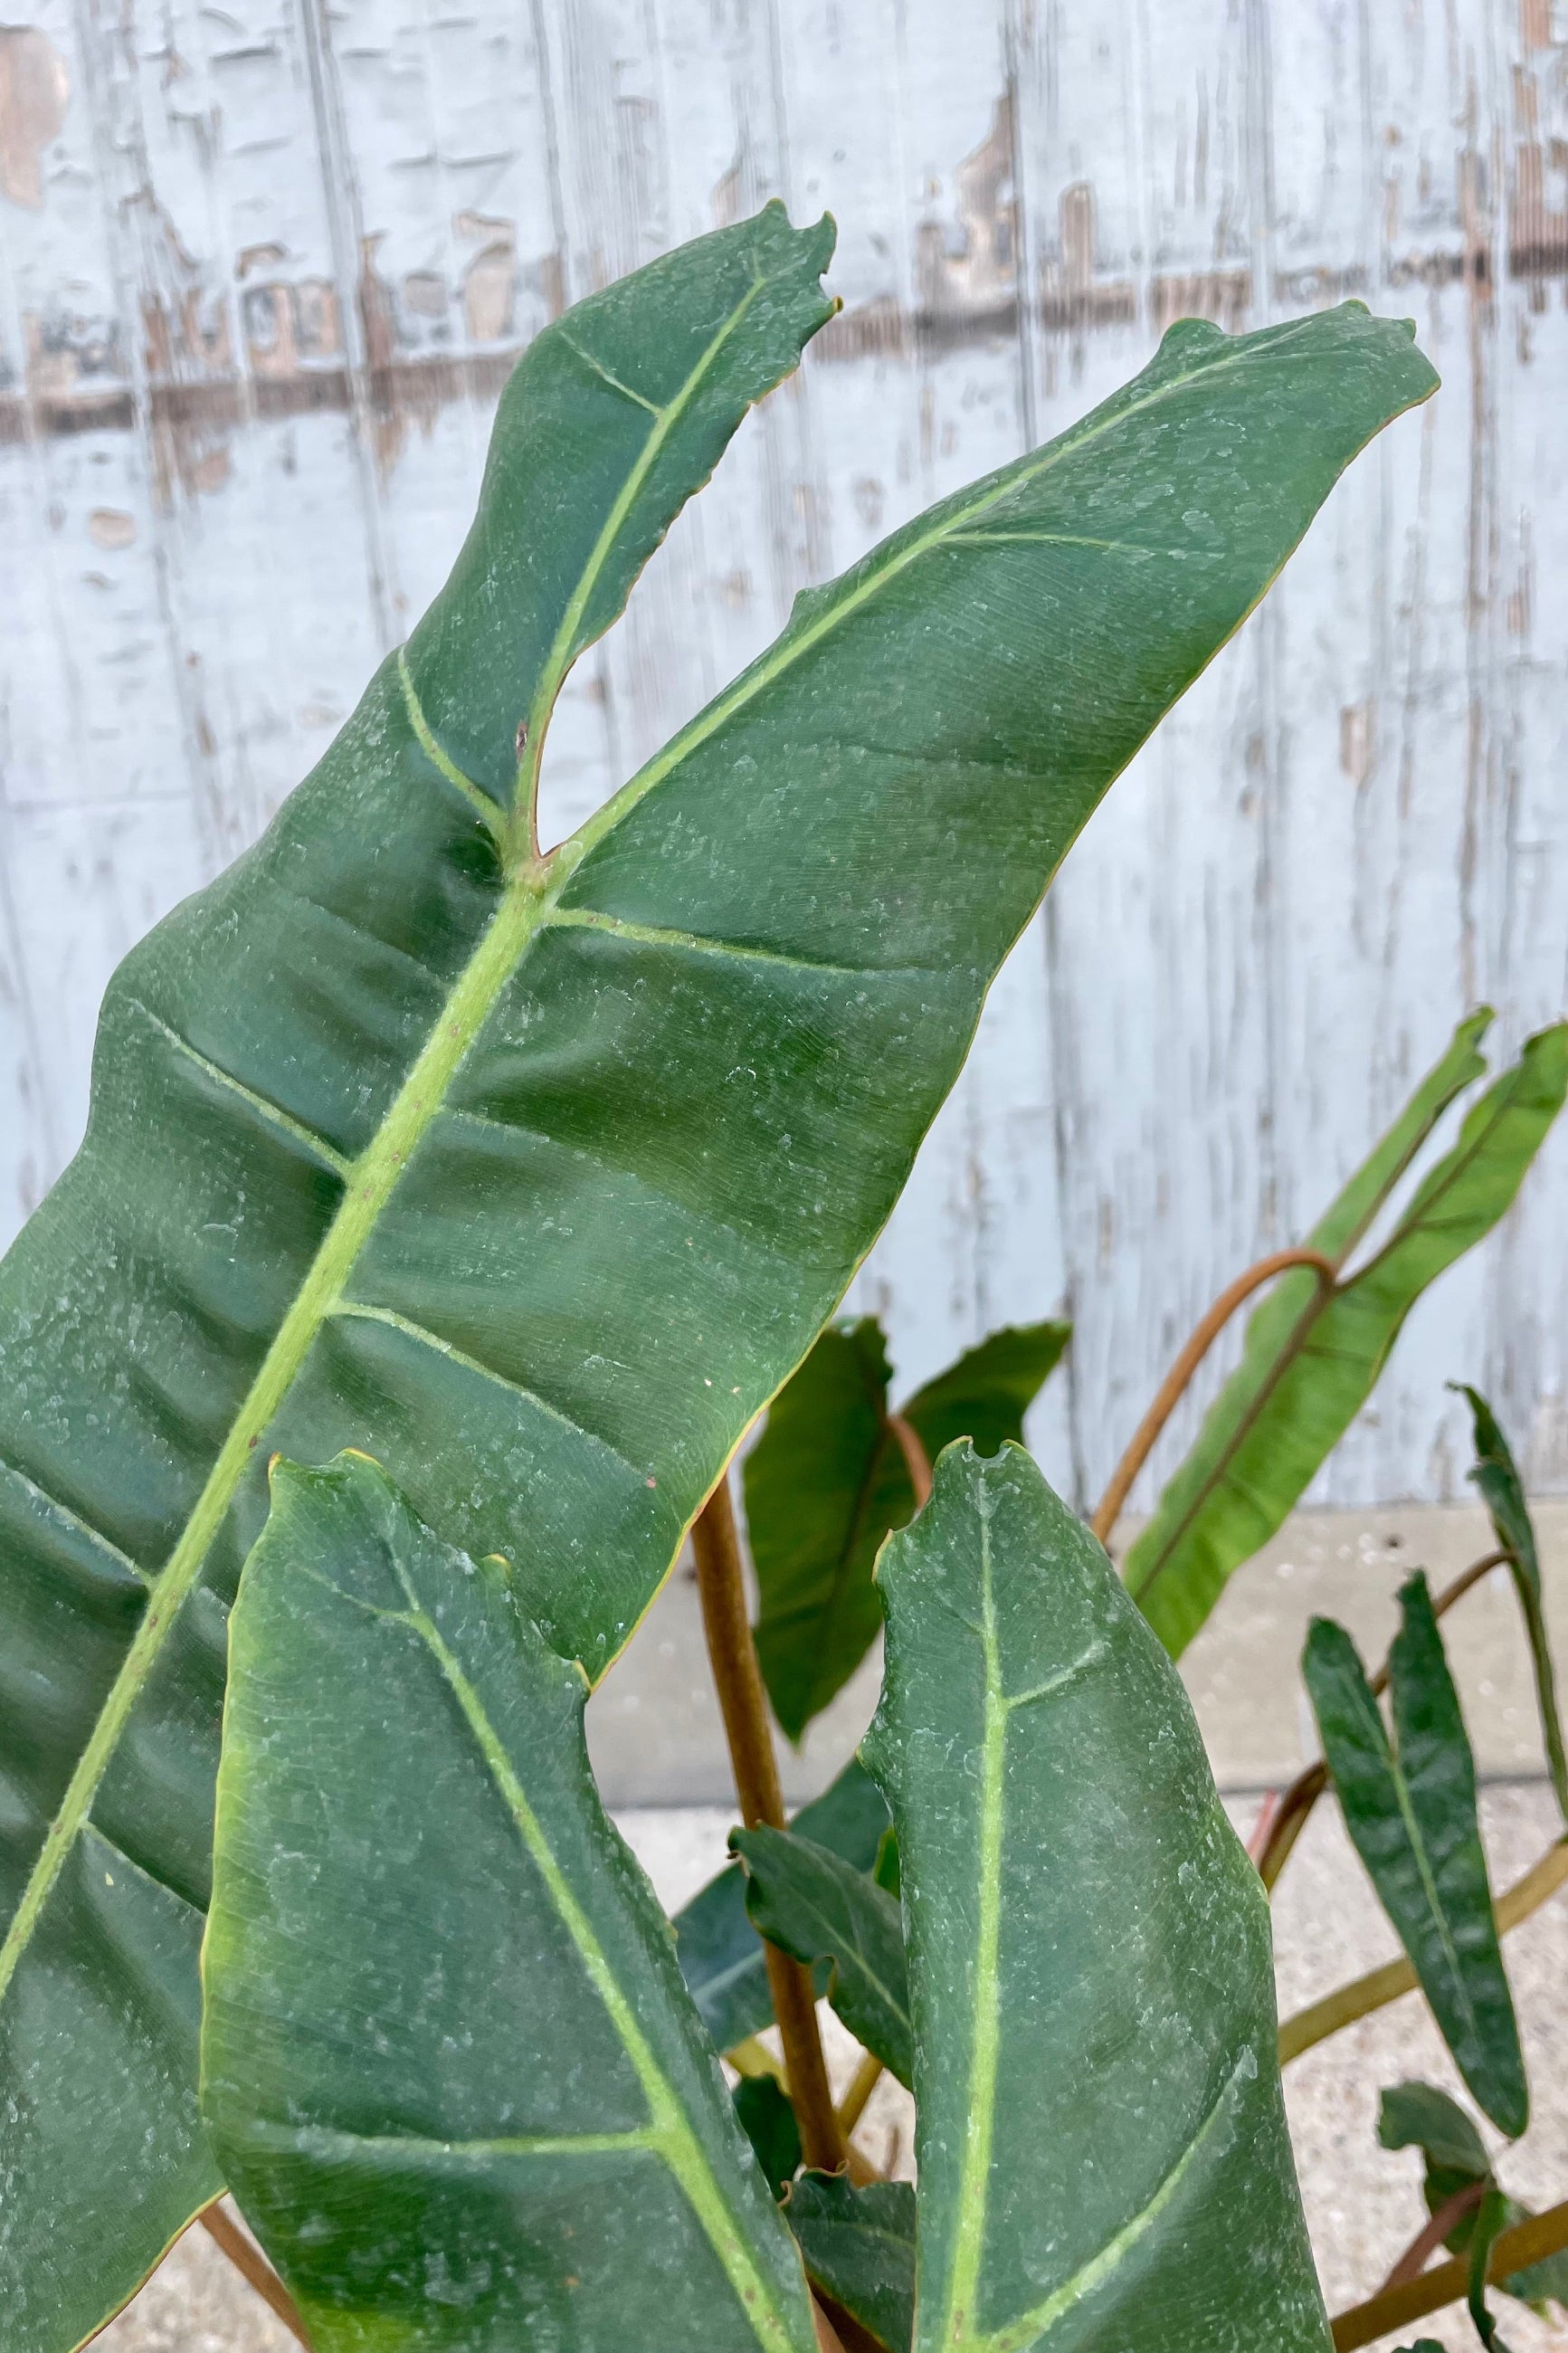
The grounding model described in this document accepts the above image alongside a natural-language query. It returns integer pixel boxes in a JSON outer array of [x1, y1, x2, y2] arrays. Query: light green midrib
[[0, 254, 806, 2015], [400, 1594, 810, 2353], [971, 2056, 1248, 2353], [515, 260, 774, 851], [1372, 1664, 1481, 2042], [567, 314, 1410, 870], [0, 859, 554, 2008], [941, 1487, 1006, 2349]]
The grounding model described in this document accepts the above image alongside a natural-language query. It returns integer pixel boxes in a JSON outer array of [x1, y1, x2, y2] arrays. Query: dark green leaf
[[202, 1453, 819, 2353], [0, 205, 836, 2350], [864, 1442, 1329, 2352], [733, 2076, 803, 2200], [1378, 2083, 1568, 2310], [787, 2174, 916, 2353], [749, 1319, 1069, 1740], [749, 1319, 910, 1740], [733, 1827, 912, 2087], [1126, 1016, 1568, 1655], [0, 264, 1436, 2344], [1380, 2082, 1492, 2181], [1468, 2189, 1518, 2353], [900, 1320, 1071, 1464], [1451, 1385, 1568, 1828], [1306, 1580, 1527, 2135], [675, 1758, 890, 2052]]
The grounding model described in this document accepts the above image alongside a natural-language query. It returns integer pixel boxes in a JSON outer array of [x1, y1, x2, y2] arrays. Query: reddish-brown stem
[[691, 1474, 847, 2176], [1254, 1548, 1510, 1890], [888, 1413, 933, 1508], [1331, 2195, 1568, 2349], [199, 2203, 310, 2346], [1089, 1248, 1339, 1547], [812, 2295, 851, 2351], [1379, 2179, 1487, 2291]]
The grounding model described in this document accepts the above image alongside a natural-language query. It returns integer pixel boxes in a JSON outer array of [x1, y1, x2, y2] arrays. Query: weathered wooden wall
[[3, 0, 1566, 1512]]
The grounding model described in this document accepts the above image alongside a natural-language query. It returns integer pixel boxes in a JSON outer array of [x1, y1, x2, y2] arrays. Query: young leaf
[[864, 1443, 1330, 2353], [0, 269, 1436, 2343], [733, 1827, 912, 2088], [1380, 2081, 1492, 2186], [201, 1453, 820, 2353], [788, 2175, 917, 2353], [733, 2076, 803, 2200], [748, 1319, 1068, 1739], [676, 1758, 890, 2053], [1126, 1016, 1568, 1655], [1379, 2084, 1568, 2310], [1451, 1384, 1568, 1828], [1305, 1580, 1527, 2135]]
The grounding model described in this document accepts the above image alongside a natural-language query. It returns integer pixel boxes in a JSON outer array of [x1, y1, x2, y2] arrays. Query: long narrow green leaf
[[749, 1319, 1068, 1739], [733, 1827, 912, 2086], [865, 1443, 1328, 2353], [1451, 1385, 1568, 1827], [1305, 1580, 1527, 2134], [788, 2175, 917, 2353], [1127, 1017, 1567, 1656], [0, 259, 1436, 2346], [0, 206, 836, 2351], [677, 1758, 889, 2052], [201, 1453, 819, 2353]]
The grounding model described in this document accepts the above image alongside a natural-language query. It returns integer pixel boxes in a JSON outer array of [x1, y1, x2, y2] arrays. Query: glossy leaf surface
[[1126, 1016, 1568, 1655], [864, 1443, 1328, 2352], [1452, 1385, 1568, 1826], [0, 257, 1435, 2345], [734, 1826, 912, 2087], [202, 1453, 819, 2353], [748, 1318, 1069, 1739], [788, 2175, 917, 2353], [1306, 1579, 1526, 2134]]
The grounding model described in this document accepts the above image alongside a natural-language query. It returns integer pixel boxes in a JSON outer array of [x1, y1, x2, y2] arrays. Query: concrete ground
[[96, 1501, 1568, 2352]]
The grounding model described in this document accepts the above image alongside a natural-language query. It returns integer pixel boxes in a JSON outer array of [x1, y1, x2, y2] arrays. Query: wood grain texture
[[2, 0, 1563, 1511]]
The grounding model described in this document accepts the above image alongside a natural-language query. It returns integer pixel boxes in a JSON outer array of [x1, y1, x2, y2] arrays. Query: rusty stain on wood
[[0, 25, 68, 207]]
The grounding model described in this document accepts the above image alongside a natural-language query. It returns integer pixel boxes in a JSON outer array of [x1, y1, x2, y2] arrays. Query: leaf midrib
[[387, 1574, 809, 2353], [0, 252, 807, 2012], [1362, 1647, 1480, 2044], [569, 315, 1334, 872], [1127, 1053, 1527, 1615]]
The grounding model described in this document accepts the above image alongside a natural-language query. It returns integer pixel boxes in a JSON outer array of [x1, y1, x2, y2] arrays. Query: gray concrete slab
[[585, 1500, 1568, 1805]]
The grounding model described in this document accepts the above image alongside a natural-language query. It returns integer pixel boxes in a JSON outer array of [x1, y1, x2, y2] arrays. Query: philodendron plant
[[9, 195, 1559, 2353], [197, 1441, 1326, 2353]]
